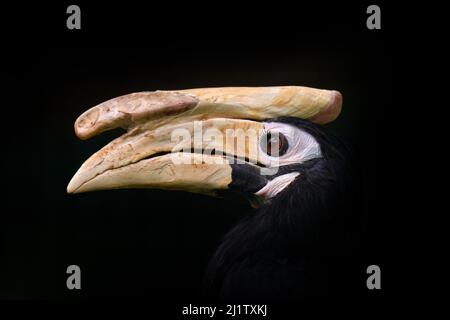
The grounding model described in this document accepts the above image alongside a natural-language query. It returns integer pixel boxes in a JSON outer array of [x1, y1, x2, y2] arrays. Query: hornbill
[[67, 86, 362, 300]]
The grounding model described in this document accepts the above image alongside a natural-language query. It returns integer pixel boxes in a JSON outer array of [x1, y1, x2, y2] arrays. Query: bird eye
[[260, 131, 289, 157]]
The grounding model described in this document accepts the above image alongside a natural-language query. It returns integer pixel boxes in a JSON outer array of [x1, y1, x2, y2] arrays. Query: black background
[[1, 0, 393, 313]]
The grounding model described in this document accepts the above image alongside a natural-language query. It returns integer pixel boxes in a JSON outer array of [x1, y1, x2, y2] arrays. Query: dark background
[[1, 0, 393, 310]]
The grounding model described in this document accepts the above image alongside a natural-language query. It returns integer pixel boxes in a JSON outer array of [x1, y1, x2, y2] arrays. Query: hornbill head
[[67, 86, 362, 299], [67, 86, 343, 207]]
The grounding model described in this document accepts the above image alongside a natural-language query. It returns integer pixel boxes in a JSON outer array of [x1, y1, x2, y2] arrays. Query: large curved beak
[[67, 86, 342, 195]]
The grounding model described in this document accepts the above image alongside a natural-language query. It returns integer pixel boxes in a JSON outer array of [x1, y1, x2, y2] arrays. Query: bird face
[[67, 86, 342, 205]]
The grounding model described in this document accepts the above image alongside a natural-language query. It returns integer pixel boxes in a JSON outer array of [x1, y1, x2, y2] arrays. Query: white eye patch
[[255, 122, 322, 200], [258, 122, 322, 168], [255, 172, 300, 200]]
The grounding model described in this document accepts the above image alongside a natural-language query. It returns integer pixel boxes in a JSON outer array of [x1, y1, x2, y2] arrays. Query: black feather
[[203, 118, 364, 300]]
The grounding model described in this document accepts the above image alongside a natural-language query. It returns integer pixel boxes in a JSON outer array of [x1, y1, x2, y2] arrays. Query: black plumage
[[203, 117, 364, 300]]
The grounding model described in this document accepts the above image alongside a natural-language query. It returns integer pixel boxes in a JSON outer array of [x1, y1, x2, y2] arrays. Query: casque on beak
[[67, 86, 342, 195]]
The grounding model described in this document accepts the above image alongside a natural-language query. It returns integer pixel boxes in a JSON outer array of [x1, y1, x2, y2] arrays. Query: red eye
[[260, 131, 288, 157]]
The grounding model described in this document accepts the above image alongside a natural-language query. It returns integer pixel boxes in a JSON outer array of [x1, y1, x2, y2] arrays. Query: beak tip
[[66, 184, 75, 194], [67, 177, 80, 194]]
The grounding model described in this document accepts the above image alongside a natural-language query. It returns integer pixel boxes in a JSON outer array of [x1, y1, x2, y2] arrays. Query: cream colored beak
[[67, 86, 342, 195]]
